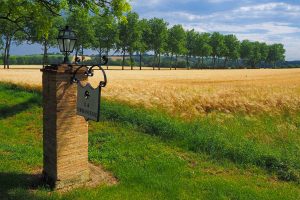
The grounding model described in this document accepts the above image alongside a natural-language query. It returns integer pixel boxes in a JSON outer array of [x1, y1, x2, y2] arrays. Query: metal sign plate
[[77, 82, 101, 122]]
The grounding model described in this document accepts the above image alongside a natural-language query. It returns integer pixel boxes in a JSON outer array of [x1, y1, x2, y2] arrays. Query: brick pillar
[[41, 64, 90, 189]]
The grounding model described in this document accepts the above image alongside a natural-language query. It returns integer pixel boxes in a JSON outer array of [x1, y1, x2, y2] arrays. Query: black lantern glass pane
[[69, 39, 76, 52], [59, 31, 64, 37], [58, 38, 64, 52], [63, 39, 71, 52]]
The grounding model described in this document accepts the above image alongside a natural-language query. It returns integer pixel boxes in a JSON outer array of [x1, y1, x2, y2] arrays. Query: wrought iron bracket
[[71, 56, 108, 87]]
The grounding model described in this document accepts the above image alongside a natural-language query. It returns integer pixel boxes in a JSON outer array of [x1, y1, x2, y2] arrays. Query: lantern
[[57, 26, 77, 64]]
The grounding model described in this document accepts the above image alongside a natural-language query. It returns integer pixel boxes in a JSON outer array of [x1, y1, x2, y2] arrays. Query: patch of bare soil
[[28, 163, 117, 193]]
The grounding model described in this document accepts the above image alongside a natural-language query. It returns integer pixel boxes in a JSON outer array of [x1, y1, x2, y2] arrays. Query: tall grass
[[1, 82, 299, 182], [101, 100, 300, 182]]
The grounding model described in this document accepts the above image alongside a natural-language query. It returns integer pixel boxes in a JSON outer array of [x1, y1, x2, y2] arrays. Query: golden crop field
[[1, 67, 299, 118]]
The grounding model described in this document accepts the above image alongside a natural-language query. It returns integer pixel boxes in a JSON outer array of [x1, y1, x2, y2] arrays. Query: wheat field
[[0, 67, 299, 118]]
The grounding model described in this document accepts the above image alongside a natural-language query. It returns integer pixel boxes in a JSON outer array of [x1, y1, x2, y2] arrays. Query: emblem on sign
[[77, 82, 101, 121], [71, 57, 108, 122]]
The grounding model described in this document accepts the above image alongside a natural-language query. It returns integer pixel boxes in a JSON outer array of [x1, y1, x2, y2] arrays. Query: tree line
[[0, 1, 286, 69]]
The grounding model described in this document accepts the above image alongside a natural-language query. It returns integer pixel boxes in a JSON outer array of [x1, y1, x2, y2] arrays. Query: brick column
[[41, 64, 90, 189]]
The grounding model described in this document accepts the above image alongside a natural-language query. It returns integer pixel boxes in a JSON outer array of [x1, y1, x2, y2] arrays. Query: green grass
[[101, 101, 300, 182], [0, 83, 300, 199]]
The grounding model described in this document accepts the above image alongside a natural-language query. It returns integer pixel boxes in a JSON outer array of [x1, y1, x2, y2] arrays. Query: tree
[[240, 40, 252, 68], [259, 42, 269, 67], [185, 29, 197, 69], [148, 18, 168, 70], [92, 14, 118, 68], [0, 1, 39, 68], [29, 16, 65, 67], [67, 7, 95, 61], [0, 0, 130, 68], [195, 33, 212, 68], [117, 17, 129, 69], [267, 44, 285, 67], [240, 40, 264, 68], [166, 25, 186, 70], [210, 32, 225, 67], [136, 19, 150, 70], [0, 19, 24, 69], [0, 0, 131, 25], [223, 34, 240, 67], [250, 42, 262, 68], [117, 12, 140, 70], [126, 12, 140, 69], [0, 35, 3, 64]]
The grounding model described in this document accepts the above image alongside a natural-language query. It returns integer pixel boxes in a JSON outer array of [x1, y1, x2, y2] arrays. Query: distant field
[[1, 67, 299, 118]]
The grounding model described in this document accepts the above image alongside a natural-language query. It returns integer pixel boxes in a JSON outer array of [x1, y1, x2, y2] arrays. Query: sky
[[12, 0, 300, 61]]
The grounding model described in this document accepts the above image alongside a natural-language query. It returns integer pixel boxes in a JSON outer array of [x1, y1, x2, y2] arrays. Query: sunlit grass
[[0, 83, 300, 199]]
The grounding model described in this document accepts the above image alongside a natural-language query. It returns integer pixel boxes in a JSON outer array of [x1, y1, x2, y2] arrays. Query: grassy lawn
[[0, 83, 300, 199]]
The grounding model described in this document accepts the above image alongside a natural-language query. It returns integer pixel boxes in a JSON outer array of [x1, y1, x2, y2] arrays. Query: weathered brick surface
[[42, 64, 90, 189]]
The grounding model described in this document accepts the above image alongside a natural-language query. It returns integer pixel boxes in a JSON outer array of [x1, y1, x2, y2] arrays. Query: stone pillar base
[[43, 169, 90, 190]]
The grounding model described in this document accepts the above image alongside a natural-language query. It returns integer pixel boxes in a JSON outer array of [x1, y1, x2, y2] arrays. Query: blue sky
[[12, 0, 300, 60], [131, 0, 300, 60]]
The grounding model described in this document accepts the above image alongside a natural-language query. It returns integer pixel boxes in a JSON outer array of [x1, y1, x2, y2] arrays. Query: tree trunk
[[158, 53, 161, 70], [3, 38, 7, 69], [81, 45, 84, 63], [3, 35, 10, 69], [153, 53, 156, 70], [6, 36, 11, 69], [106, 48, 109, 70], [122, 49, 125, 70], [139, 52, 142, 70], [106, 40, 109, 69], [213, 56, 217, 68], [197, 57, 201, 69], [186, 55, 189, 69], [75, 48, 79, 60], [175, 55, 178, 70], [129, 51, 133, 70], [99, 45, 102, 64], [224, 57, 228, 68], [170, 54, 173, 70], [42, 39, 48, 68]]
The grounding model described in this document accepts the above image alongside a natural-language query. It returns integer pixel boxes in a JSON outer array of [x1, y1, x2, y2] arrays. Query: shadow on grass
[[0, 96, 41, 120], [0, 172, 50, 200]]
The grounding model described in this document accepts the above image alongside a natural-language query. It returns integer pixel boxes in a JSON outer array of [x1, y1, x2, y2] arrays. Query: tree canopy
[[0, 1, 287, 69]]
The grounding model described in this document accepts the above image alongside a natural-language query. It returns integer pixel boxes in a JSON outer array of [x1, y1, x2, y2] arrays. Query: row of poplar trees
[[0, 3, 285, 69]]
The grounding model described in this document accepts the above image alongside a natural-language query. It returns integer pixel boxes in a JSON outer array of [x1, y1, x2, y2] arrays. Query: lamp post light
[[57, 26, 77, 64]]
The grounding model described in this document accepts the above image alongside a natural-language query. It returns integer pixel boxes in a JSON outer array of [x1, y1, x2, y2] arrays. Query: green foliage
[[209, 32, 226, 66], [117, 12, 141, 67], [223, 34, 240, 66], [185, 29, 197, 57], [136, 19, 150, 54], [148, 18, 168, 56], [67, 7, 95, 55], [195, 33, 212, 66], [92, 14, 118, 60], [267, 44, 286, 67], [0, 0, 287, 69], [166, 25, 186, 66]]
